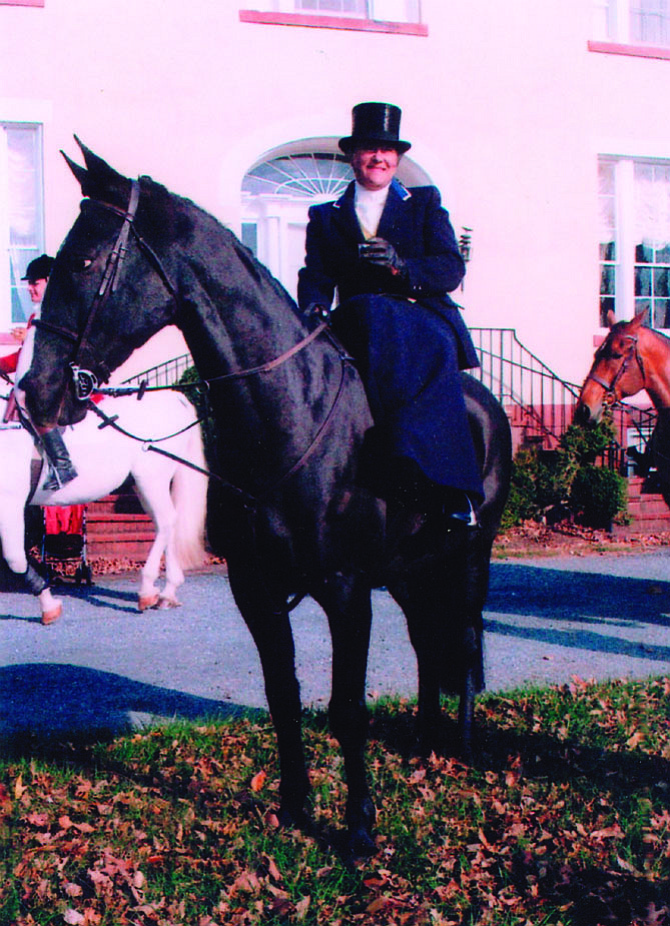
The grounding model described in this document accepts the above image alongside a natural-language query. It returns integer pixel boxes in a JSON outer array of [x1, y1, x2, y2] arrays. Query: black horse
[[22, 141, 511, 855]]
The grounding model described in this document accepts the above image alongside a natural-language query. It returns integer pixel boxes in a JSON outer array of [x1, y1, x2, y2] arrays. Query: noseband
[[585, 332, 645, 405], [34, 178, 178, 401]]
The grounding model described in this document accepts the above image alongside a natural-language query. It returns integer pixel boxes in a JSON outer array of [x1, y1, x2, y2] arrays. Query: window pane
[[241, 222, 258, 256], [295, 0, 367, 15], [630, 0, 670, 45], [600, 240, 616, 261], [1, 123, 44, 324], [600, 295, 616, 326], [636, 241, 654, 262], [653, 299, 670, 327], [654, 266, 669, 296], [636, 265, 652, 295], [601, 264, 616, 294]]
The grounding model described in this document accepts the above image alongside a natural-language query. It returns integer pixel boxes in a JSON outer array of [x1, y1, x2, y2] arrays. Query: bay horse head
[[21, 138, 183, 429], [575, 311, 648, 425]]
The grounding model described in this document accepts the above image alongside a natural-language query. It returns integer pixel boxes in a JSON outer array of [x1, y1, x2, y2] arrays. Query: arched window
[[241, 139, 430, 298]]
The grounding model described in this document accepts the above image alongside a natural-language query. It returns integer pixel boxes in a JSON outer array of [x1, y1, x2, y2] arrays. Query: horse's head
[[574, 311, 647, 425], [21, 139, 182, 427]]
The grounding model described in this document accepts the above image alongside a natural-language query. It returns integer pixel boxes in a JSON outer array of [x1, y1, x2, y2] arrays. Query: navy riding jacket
[[297, 179, 479, 371]]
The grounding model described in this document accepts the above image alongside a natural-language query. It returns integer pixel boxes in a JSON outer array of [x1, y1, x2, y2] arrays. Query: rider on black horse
[[297, 102, 482, 524]]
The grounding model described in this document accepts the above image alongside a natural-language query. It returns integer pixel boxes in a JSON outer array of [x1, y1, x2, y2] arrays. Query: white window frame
[[593, 0, 670, 45], [599, 154, 670, 329], [0, 121, 45, 330], [242, 0, 421, 24]]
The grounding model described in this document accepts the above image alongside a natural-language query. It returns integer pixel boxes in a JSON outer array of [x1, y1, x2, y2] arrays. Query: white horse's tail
[[171, 423, 208, 570]]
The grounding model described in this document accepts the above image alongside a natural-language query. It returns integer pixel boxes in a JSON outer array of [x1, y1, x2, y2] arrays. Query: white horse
[[0, 389, 208, 624]]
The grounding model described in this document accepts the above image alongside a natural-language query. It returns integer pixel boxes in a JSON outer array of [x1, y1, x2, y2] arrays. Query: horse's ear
[[62, 136, 128, 202], [61, 149, 89, 191], [606, 310, 617, 328], [631, 309, 648, 329]]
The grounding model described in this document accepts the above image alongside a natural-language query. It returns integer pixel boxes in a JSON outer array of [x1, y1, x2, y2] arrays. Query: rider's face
[[351, 146, 400, 191], [28, 278, 48, 304]]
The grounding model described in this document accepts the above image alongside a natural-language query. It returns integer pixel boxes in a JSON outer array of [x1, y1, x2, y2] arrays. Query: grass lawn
[[2, 677, 670, 925]]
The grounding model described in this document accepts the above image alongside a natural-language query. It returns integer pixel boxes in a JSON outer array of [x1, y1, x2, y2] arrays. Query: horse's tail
[[171, 422, 208, 571]]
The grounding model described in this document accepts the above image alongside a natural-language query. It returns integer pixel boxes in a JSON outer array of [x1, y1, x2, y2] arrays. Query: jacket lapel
[[331, 181, 364, 243], [377, 179, 412, 241]]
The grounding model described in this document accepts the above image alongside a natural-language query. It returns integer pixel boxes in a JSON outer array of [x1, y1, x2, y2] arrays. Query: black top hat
[[338, 102, 411, 156], [21, 254, 54, 283]]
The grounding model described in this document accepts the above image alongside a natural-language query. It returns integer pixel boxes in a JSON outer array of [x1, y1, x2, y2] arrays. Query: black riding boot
[[41, 428, 78, 491]]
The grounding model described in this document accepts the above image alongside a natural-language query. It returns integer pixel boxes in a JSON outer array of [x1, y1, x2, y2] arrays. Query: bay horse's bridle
[[584, 331, 646, 406]]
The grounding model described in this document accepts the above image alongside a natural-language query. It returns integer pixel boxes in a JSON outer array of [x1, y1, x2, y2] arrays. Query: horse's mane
[[137, 175, 303, 320]]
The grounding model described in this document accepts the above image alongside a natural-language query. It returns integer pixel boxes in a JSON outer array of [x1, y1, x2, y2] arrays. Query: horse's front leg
[[317, 577, 376, 857], [0, 495, 61, 625], [231, 575, 311, 825]]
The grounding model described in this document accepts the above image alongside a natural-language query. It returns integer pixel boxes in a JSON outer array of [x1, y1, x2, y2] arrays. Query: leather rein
[[32, 179, 343, 503], [584, 332, 645, 406]]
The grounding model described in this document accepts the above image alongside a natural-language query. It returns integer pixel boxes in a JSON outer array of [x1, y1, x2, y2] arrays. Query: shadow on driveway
[[0, 663, 263, 740]]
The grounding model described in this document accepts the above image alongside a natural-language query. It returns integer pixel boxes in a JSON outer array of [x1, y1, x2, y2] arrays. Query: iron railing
[[122, 353, 193, 389], [122, 329, 658, 472], [469, 328, 581, 447]]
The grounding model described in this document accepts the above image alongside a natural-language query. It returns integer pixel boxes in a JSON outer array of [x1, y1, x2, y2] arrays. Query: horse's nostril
[[574, 404, 590, 425]]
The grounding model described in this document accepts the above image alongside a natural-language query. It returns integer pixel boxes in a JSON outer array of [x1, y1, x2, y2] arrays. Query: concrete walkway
[[2, 551, 670, 737]]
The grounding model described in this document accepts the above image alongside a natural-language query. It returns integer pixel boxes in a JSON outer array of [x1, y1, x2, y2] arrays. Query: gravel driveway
[[2, 551, 670, 737]]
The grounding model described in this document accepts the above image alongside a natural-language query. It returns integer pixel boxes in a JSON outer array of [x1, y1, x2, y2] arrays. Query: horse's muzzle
[[573, 402, 597, 426]]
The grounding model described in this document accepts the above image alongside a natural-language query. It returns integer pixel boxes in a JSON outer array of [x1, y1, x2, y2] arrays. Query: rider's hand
[[359, 237, 407, 277]]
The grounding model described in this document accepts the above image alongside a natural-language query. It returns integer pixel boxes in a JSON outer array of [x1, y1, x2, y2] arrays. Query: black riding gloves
[[359, 237, 407, 278]]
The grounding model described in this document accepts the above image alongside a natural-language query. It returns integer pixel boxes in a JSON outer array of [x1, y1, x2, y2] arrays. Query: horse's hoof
[[138, 593, 160, 611], [157, 596, 181, 609], [348, 828, 378, 859], [41, 602, 62, 625]]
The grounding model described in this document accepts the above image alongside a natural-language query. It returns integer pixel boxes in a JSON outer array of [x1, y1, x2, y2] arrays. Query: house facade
[[1, 0, 669, 392]]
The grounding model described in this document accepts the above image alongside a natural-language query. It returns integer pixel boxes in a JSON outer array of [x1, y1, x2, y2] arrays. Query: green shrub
[[500, 418, 627, 531], [569, 464, 628, 529]]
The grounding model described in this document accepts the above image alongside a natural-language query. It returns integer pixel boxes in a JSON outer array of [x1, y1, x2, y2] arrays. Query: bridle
[[34, 178, 179, 402], [31, 176, 345, 505], [584, 332, 645, 406]]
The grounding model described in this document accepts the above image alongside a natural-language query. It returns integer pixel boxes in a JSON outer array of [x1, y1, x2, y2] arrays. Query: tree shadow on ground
[[0, 662, 264, 758]]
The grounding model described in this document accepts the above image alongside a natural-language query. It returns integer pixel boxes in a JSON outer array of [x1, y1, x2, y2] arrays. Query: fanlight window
[[242, 152, 352, 200]]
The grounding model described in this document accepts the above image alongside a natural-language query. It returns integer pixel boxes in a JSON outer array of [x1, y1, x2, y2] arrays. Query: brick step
[[87, 541, 154, 559], [627, 499, 670, 517], [83, 487, 157, 559], [612, 519, 670, 536]]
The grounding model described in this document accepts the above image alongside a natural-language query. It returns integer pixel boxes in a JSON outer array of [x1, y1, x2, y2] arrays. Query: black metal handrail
[[123, 330, 657, 472]]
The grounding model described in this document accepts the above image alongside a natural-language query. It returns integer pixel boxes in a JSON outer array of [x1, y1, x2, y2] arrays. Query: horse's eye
[[70, 256, 93, 273]]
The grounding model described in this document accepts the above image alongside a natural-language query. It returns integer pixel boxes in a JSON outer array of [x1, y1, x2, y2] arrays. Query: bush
[[500, 418, 627, 531], [569, 464, 628, 529]]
